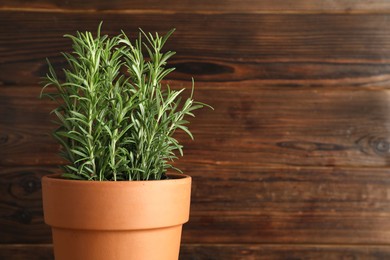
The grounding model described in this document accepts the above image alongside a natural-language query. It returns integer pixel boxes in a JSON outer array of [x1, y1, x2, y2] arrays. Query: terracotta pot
[[42, 173, 191, 260]]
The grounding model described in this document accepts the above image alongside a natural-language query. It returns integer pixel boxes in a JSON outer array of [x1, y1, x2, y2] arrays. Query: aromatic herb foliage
[[41, 24, 208, 181]]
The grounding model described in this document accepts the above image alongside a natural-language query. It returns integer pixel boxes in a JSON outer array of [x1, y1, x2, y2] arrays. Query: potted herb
[[40, 23, 209, 260]]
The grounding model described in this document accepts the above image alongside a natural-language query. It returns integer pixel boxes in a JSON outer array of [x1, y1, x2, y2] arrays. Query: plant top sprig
[[41, 23, 211, 181]]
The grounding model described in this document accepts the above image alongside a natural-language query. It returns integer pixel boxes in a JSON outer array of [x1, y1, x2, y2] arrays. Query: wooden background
[[2, 1, 390, 259]]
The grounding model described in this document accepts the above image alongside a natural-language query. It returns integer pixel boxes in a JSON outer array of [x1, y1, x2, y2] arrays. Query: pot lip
[[42, 172, 192, 230], [42, 172, 191, 185]]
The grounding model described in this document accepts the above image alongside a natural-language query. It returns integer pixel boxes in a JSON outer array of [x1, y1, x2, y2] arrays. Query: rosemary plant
[[41, 24, 208, 181]]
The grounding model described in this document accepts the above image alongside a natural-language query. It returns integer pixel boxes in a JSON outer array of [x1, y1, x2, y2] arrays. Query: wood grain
[[2, 11, 390, 86], [2, 244, 390, 260], [180, 244, 390, 260], [3, 0, 390, 258], [2, 165, 390, 244], [0, 166, 51, 243], [2, 84, 390, 167], [183, 165, 390, 245], [0, 244, 53, 260], [2, 0, 390, 14]]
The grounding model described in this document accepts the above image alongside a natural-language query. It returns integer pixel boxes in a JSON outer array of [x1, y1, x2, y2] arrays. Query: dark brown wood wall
[[2, 1, 390, 259]]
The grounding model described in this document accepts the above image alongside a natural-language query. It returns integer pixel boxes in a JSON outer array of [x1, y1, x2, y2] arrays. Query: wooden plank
[[2, 84, 390, 167], [0, 166, 52, 243], [180, 244, 390, 259], [184, 214, 390, 244], [2, 0, 390, 14], [4, 56, 390, 87], [184, 165, 390, 244], [2, 12, 390, 86], [184, 164, 390, 214], [0, 244, 53, 260], [1, 244, 390, 260], [171, 59, 390, 87], [2, 165, 390, 244]]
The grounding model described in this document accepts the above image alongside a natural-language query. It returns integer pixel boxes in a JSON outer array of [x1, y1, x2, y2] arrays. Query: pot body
[[42, 173, 191, 260]]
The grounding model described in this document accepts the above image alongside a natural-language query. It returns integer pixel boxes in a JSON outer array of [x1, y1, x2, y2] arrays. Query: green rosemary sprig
[[41, 23, 210, 181]]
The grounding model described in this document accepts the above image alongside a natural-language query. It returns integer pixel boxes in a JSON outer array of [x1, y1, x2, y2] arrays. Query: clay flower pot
[[42, 173, 191, 260]]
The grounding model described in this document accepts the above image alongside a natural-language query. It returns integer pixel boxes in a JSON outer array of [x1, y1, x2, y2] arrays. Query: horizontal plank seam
[[2, 243, 390, 247], [3, 7, 390, 15], [0, 244, 52, 246], [2, 163, 390, 170], [185, 242, 390, 247]]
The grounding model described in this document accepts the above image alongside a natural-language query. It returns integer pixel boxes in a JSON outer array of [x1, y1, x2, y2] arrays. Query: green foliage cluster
[[41, 24, 208, 181]]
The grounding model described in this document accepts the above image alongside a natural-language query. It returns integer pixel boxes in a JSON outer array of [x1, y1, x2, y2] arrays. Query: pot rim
[[42, 172, 192, 230], [42, 172, 190, 184]]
